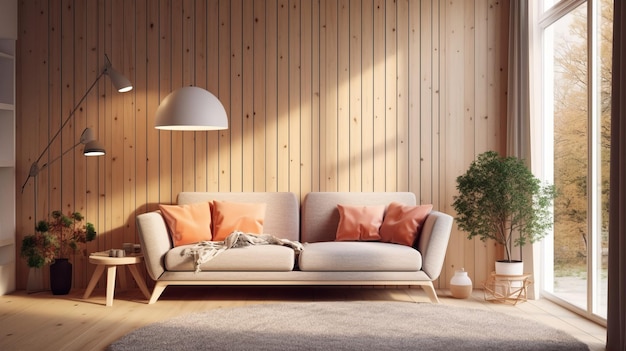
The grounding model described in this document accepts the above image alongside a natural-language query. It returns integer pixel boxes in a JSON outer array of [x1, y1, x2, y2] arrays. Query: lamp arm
[[20, 139, 83, 193], [38, 139, 83, 174], [21, 68, 107, 193], [33, 69, 106, 167]]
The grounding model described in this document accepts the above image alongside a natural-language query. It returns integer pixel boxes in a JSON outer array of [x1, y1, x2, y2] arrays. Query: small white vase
[[450, 268, 473, 299]]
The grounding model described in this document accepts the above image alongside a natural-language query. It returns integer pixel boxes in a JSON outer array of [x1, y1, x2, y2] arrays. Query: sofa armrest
[[417, 211, 453, 281], [136, 211, 172, 281]]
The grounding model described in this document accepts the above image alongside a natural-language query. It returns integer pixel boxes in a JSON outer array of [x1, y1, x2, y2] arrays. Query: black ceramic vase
[[50, 258, 72, 295]]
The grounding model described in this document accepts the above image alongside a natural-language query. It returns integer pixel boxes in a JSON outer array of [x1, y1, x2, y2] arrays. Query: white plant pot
[[495, 260, 524, 276]]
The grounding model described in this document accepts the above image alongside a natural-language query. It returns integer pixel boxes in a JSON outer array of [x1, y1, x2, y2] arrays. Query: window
[[537, 0, 611, 323]]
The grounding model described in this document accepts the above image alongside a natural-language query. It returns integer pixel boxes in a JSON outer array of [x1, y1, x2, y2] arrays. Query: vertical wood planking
[[472, 0, 490, 286], [73, 0, 88, 289], [384, 0, 397, 192], [276, 0, 289, 192], [444, 0, 464, 284], [60, 0, 75, 217], [323, 0, 338, 192], [206, 0, 220, 192], [194, 0, 208, 192], [264, 0, 278, 192], [396, 0, 409, 192], [419, 0, 434, 205], [218, 0, 231, 191], [289, 0, 302, 198], [407, 0, 420, 197], [230, 0, 243, 192], [133, 0, 148, 286], [242, 0, 255, 192], [349, 0, 362, 192], [146, 0, 160, 210], [336, 0, 349, 192], [310, 0, 321, 193], [15, 0, 511, 290], [134, 0, 149, 234], [182, 0, 196, 192], [123, 0, 137, 248], [49, 0, 62, 216], [170, 0, 183, 198], [253, 0, 267, 192], [461, 0, 477, 285], [372, 0, 385, 192], [360, 0, 374, 192], [158, 0, 173, 205], [300, 0, 313, 198]]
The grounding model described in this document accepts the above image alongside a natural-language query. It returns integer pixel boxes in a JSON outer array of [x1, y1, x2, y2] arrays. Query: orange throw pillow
[[379, 202, 433, 246], [211, 201, 267, 241], [159, 202, 213, 247], [335, 204, 386, 241]]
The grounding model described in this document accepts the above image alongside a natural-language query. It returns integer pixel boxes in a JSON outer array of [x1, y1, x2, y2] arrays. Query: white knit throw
[[182, 231, 304, 273]]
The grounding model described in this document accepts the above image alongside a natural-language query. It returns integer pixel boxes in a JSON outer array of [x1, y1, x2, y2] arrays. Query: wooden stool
[[83, 251, 151, 306]]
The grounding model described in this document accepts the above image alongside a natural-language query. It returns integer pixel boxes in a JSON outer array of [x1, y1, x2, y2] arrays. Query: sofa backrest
[[300, 192, 417, 243], [177, 192, 300, 241]]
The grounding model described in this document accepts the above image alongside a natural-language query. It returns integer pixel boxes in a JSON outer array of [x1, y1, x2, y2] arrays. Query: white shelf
[[0, 102, 14, 111], [0, 238, 14, 248], [0, 53, 14, 106]]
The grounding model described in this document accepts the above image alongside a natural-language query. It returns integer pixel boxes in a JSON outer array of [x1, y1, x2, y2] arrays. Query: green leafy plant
[[452, 151, 557, 262], [21, 211, 97, 267], [20, 231, 58, 268]]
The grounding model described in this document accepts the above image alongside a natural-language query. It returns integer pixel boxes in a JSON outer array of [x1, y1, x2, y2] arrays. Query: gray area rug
[[108, 301, 589, 351]]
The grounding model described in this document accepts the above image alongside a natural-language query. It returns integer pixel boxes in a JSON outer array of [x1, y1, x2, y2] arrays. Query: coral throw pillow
[[379, 202, 433, 246], [211, 201, 267, 241], [335, 204, 386, 241], [159, 202, 213, 247]]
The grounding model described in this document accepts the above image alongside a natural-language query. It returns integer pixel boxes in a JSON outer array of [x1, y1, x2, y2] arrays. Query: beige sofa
[[136, 192, 453, 304]]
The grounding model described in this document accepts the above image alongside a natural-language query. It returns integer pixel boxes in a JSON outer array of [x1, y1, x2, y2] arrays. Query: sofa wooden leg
[[420, 282, 440, 303], [148, 282, 167, 304]]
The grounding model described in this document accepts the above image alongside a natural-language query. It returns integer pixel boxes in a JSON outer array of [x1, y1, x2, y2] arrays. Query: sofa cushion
[[301, 192, 417, 243], [335, 204, 385, 241], [211, 200, 267, 241], [299, 242, 422, 271], [159, 202, 213, 247], [379, 202, 433, 246], [165, 244, 295, 271]]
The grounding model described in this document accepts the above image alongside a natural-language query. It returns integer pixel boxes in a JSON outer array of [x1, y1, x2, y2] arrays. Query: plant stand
[[483, 272, 532, 305]]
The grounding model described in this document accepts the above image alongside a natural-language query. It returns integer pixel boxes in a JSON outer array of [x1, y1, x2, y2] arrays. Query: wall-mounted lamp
[[154, 86, 228, 131], [20, 55, 133, 193]]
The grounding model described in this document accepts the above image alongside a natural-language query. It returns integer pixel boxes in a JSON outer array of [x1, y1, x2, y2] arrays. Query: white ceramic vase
[[450, 268, 473, 299]]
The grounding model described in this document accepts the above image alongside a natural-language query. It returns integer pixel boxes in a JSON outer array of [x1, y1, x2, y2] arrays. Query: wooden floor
[[0, 286, 606, 351]]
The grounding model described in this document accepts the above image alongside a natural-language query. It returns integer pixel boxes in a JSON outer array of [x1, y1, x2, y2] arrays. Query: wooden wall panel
[[15, 0, 510, 291]]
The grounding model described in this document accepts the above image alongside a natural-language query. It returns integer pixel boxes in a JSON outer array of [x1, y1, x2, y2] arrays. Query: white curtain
[[606, 1, 626, 349]]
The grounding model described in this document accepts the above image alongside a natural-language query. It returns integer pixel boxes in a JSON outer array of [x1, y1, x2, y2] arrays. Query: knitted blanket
[[182, 231, 304, 273]]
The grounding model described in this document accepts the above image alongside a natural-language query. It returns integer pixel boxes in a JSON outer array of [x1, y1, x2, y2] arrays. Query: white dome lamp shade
[[155, 87, 229, 131]]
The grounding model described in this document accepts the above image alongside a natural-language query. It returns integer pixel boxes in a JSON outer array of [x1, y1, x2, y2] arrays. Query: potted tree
[[21, 210, 96, 295], [452, 151, 556, 275]]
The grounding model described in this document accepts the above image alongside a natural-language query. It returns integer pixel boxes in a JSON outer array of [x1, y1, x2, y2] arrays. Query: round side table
[[83, 251, 151, 306]]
